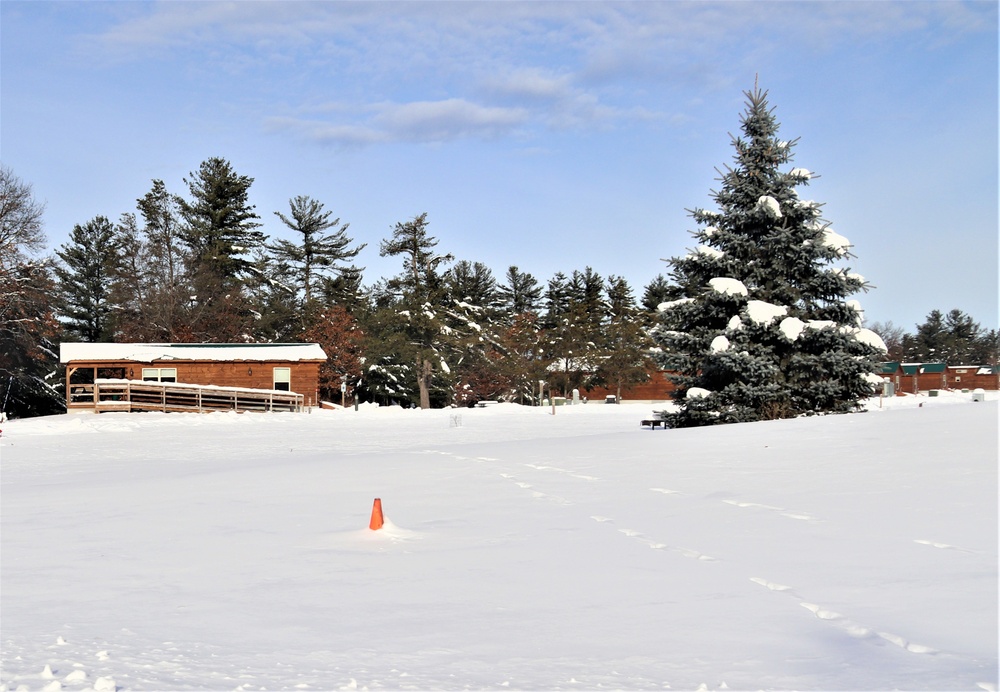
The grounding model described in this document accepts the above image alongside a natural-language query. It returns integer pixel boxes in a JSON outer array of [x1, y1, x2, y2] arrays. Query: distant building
[[877, 362, 998, 394], [60, 343, 327, 413]]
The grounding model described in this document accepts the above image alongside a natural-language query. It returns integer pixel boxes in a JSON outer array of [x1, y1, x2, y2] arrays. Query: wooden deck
[[68, 379, 306, 414]]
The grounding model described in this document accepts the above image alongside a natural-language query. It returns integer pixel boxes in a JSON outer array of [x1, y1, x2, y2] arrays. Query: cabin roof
[[900, 362, 946, 375], [60, 342, 327, 364], [943, 364, 995, 373]]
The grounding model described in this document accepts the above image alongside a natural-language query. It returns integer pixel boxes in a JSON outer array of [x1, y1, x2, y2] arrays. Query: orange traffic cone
[[369, 498, 384, 530]]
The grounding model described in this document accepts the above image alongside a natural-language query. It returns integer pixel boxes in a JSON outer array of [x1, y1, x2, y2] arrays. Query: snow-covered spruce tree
[[653, 86, 886, 427]]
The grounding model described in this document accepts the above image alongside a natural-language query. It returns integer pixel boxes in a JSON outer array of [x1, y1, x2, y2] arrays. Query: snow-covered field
[[2, 391, 997, 691]]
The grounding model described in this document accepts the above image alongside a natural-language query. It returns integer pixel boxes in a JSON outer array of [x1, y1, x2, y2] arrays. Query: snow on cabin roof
[[900, 362, 946, 375], [60, 343, 327, 364]]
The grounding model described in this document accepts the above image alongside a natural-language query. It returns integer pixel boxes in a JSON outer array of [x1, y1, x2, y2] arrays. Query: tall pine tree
[[653, 85, 885, 426], [498, 265, 542, 317], [178, 157, 263, 282], [901, 309, 996, 364], [379, 213, 454, 408], [270, 195, 365, 310], [596, 276, 652, 402], [55, 216, 122, 342], [133, 180, 192, 340]]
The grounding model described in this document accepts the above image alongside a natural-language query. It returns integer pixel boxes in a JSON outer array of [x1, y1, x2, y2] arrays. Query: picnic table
[[641, 410, 669, 429]]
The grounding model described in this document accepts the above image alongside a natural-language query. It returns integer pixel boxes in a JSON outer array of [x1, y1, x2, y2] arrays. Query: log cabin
[[61, 343, 327, 413], [877, 362, 999, 394], [946, 365, 999, 391]]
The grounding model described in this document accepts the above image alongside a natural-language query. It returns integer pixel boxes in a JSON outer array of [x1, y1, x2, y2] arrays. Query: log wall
[[583, 370, 679, 402], [66, 359, 323, 407]]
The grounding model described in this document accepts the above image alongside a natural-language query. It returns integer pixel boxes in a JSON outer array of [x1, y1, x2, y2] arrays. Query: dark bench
[[641, 419, 666, 429]]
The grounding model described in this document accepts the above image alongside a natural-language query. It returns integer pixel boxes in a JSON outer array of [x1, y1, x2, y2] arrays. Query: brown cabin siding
[[945, 367, 1000, 391], [66, 359, 323, 406], [584, 370, 678, 401], [591, 365, 998, 402], [880, 364, 998, 393]]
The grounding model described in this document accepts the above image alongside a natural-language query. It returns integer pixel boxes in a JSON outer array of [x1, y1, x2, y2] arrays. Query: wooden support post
[[65, 367, 74, 409]]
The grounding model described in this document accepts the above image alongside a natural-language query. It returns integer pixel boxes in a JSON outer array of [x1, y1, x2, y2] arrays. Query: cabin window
[[142, 368, 177, 383], [273, 367, 291, 391]]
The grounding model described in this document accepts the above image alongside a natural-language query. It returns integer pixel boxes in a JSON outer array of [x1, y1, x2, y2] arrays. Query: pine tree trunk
[[417, 356, 432, 409]]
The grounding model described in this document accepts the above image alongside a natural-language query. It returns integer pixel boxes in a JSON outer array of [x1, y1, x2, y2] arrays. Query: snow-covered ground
[[1, 391, 997, 691]]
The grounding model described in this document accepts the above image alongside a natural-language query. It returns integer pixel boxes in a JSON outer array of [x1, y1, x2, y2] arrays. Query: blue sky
[[2, 1, 997, 331]]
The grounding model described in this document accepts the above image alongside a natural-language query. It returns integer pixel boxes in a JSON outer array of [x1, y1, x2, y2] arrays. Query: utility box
[[605, 395, 617, 404], [972, 388, 985, 402], [882, 381, 895, 397]]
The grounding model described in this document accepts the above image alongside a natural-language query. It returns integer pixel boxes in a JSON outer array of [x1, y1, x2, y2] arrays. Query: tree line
[[1, 160, 666, 417], [2, 89, 996, 423], [870, 311, 998, 366]]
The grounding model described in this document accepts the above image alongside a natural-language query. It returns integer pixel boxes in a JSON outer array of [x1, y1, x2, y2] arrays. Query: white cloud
[[485, 68, 576, 103], [264, 117, 386, 147], [266, 99, 528, 146], [79, 1, 994, 142], [375, 99, 528, 141]]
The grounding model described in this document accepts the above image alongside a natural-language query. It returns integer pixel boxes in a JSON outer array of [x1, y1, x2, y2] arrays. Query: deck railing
[[68, 379, 305, 413]]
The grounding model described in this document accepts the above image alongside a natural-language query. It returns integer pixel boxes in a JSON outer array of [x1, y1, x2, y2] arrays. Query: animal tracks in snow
[[748, 577, 795, 594], [523, 462, 600, 482], [914, 539, 979, 554], [425, 450, 498, 463], [497, 472, 571, 506], [748, 578, 941, 656], [722, 499, 817, 522], [431, 451, 596, 505], [587, 516, 717, 562], [649, 488, 816, 524]]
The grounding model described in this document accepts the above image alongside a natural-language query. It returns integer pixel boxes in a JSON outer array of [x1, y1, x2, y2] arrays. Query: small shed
[[61, 343, 327, 413]]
